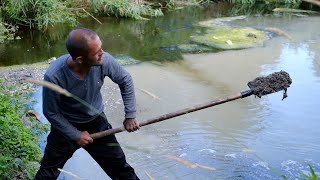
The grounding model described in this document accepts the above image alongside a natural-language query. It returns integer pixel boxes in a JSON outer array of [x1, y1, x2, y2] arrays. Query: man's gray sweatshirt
[[43, 52, 136, 141]]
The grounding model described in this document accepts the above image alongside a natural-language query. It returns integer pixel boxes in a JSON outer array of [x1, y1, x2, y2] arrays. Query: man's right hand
[[76, 131, 93, 147]]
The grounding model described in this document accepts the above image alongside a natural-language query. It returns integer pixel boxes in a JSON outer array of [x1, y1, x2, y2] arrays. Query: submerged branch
[[167, 155, 216, 171], [145, 171, 155, 180], [302, 0, 320, 6], [82, 8, 103, 24], [58, 168, 82, 179], [265, 27, 293, 40], [138, 88, 161, 100]]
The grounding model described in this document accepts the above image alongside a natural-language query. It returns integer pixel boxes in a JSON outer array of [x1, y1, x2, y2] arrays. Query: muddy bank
[[0, 62, 48, 95]]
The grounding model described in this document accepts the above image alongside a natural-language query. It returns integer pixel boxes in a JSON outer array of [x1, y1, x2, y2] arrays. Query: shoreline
[[0, 61, 49, 95]]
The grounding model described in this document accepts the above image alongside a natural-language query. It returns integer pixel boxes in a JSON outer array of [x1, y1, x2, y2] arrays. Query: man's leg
[[35, 128, 79, 180], [84, 134, 139, 180], [80, 116, 139, 180]]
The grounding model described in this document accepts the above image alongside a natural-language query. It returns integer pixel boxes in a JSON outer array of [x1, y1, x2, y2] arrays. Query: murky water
[[6, 3, 320, 180]]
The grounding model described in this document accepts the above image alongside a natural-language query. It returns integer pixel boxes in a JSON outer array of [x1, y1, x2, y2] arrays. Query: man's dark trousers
[[35, 114, 139, 180]]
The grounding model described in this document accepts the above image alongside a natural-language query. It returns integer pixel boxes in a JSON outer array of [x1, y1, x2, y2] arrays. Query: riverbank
[[0, 62, 50, 179], [0, 62, 49, 96]]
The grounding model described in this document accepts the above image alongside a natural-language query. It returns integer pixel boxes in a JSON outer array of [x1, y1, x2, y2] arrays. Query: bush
[[89, 0, 163, 20], [227, 0, 302, 4], [1, 0, 77, 30], [0, 81, 48, 179], [0, 21, 17, 43]]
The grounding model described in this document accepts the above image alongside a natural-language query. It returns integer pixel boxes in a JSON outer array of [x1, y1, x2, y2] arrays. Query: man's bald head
[[66, 28, 98, 60]]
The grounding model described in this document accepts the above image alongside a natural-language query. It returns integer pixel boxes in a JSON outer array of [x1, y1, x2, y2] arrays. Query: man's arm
[[103, 53, 139, 132], [43, 75, 93, 145]]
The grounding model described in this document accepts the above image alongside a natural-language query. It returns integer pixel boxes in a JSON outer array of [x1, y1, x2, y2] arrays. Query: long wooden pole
[[26, 71, 290, 140], [90, 90, 253, 139]]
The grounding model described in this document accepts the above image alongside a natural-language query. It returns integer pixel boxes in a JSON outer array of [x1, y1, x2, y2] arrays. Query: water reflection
[[257, 42, 320, 162]]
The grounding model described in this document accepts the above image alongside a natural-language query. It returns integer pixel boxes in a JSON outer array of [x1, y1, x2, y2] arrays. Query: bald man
[[35, 28, 140, 179]]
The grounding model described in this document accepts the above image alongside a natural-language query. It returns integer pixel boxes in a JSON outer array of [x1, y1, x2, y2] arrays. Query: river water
[[3, 3, 320, 180]]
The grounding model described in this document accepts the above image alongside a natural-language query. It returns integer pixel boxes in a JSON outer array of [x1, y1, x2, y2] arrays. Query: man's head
[[66, 28, 104, 66]]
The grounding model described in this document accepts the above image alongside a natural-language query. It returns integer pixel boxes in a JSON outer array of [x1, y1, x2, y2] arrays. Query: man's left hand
[[123, 118, 140, 132]]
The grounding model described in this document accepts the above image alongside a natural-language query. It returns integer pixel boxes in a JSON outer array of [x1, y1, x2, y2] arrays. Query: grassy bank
[[0, 0, 168, 30], [228, 0, 302, 4], [0, 0, 311, 43], [0, 79, 48, 179], [0, 0, 166, 42]]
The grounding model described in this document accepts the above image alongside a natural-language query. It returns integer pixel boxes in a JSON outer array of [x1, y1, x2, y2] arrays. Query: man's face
[[83, 36, 104, 66]]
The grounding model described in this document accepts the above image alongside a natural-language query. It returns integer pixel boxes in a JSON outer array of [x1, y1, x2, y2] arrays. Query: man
[[35, 28, 140, 179]]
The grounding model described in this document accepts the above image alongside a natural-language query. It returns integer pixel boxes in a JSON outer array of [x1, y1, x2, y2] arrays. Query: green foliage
[[0, 80, 48, 179], [89, 0, 164, 20], [166, 0, 176, 9], [1, 0, 76, 30], [228, 0, 256, 4], [0, 20, 18, 43], [226, 1, 303, 16], [227, 0, 302, 4], [264, 0, 302, 4], [163, 0, 209, 9], [302, 165, 318, 180]]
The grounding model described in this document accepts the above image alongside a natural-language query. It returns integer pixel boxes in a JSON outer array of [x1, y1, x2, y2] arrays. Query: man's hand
[[76, 131, 93, 147], [123, 118, 140, 132]]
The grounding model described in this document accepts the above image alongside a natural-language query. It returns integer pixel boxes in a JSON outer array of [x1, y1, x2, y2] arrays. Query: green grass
[[302, 165, 319, 180], [0, 21, 17, 43], [227, 0, 302, 4], [89, 0, 163, 20], [1, 0, 77, 30], [0, 79, 48, 179], [0, 0, 306, 33]]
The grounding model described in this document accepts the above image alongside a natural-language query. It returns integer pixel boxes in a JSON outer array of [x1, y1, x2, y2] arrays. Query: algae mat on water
[[190, 26, 268, 50], [114, 54, 140, 65], [177, 44, 214, 53]]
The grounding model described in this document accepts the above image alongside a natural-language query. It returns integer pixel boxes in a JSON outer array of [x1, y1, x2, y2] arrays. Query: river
[[2, 3, 319, 180]]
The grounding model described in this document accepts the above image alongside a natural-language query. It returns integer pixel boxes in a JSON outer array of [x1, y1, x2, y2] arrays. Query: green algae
[[177, 44, 214, 53], [113, 54, 140, 65], [190, 26, 268, 50]]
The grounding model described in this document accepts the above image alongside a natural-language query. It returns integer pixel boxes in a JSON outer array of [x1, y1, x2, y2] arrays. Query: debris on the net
[[247, 71, 292, 100]]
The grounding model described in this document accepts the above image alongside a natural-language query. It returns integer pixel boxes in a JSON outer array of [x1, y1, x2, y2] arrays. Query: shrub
[[89, 0, 163, 20], [0, 80, 48, 179], [227, 0, 302, 4], [1, 0, 77, 30], [0, 20, 17, 43]]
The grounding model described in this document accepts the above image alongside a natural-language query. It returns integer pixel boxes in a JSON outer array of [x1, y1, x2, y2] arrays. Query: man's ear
[[75, 56, 84, 64]]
